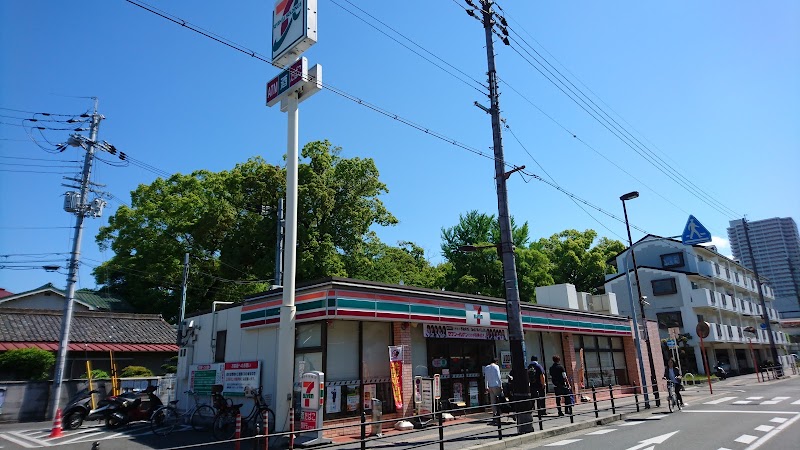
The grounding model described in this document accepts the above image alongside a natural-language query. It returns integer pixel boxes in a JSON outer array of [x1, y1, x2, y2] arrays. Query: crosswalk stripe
[[619, 421, 645, 426], [792, 400, 800, 405], [746, 397, 763, 400], [754, 425, 774, 432], [772, 397, 790, 400], [0, 434, 38, 449], [770, 417, 788, 423], [705, 396, 737, 404], [734, 434, 758, 444], [733, 401, 752, 404]]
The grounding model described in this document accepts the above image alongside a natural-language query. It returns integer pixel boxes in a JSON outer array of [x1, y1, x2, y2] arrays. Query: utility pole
[[49, 100, 103, 421], [743, 218, 783, 376], [275, 198, 284, 286], [470, 0, 532, 432], [178, 252, 190, 346]]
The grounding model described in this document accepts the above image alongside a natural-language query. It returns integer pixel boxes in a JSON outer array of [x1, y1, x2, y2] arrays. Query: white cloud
[[701, 235, 732, 258]]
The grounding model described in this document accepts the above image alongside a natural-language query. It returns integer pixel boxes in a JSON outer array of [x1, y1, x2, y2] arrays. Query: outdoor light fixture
[[620, 191, 640, 201]]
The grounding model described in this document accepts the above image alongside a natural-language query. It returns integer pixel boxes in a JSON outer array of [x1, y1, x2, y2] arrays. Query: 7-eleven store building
[[177, 277, 658, 432]]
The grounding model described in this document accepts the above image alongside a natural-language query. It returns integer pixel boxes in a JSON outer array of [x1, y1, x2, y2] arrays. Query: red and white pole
[[234, 413, 242, 450], [263, 409, 269, 450]]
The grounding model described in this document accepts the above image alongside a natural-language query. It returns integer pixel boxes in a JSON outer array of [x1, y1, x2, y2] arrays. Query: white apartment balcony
[[691, 288, 716, 308], [729, 325, 742, 342]]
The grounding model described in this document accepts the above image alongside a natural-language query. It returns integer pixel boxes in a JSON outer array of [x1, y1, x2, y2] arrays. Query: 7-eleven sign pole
[[268, 57, 322, 433]]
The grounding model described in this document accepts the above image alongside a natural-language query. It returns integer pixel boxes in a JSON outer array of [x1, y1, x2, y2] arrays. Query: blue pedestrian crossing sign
[[682, 215, 712, 245]]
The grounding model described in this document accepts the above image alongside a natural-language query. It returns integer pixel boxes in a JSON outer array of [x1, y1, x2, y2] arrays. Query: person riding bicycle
[[663, 358, 683, 407]]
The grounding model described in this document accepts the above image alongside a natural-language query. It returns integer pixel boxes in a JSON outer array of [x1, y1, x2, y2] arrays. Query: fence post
[[262, 409, 269, 450], [608, 385, 616, 415], [591, 385, 598, 419], [360, 411, 366, 450], [289, 406, 295, 450], [234, 413, 242, 450], [438, 411, 445, 450], [633, 383, 640, 413]]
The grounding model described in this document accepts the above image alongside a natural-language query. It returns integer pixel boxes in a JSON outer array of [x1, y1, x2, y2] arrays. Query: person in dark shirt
[[527, 356, 547, 416], [549, 355, 572, 416]]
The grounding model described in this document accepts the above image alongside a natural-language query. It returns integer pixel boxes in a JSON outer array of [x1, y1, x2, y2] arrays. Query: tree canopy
[[94, 141, 420, 319]]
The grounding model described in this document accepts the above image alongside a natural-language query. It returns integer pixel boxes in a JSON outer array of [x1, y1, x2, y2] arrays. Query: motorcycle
[[714, 363, 728, 380], [102, 385, 163, 429], [62, 389, 111, 430]]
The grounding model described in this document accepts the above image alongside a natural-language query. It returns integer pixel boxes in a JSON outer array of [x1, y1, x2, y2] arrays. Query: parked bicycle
[[150, 390, 216, 436], [212, 386, 275, 441]]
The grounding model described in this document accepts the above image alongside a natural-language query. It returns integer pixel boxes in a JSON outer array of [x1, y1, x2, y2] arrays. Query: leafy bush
[[119, 365, 154, 377], [80, 369, 111, 379], [160, 356, 178, 374], [0, 348, 55, 381]]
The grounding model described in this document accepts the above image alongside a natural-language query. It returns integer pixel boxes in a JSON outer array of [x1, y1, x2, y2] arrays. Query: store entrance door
[[427, 339, 496, 408]]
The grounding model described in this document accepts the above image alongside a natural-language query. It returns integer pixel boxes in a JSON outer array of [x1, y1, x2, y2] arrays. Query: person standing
[[527, 356, 547, 416], [549, 355, 572, 416], [483, 357, 503, 424]]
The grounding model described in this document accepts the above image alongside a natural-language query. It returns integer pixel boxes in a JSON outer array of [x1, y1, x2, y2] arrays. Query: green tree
[[95, 141, 396, 319], [344, 233, 440, 288], [533, 229, 625, 293], [0, 348, 55, 381], [439, 211, 552, 301]]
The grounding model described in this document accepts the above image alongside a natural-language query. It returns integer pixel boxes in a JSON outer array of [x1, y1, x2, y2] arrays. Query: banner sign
[[424, 324, 508, 340], [389, 346, 404, 410], [414, 377, 434, 416], [222, 361, 261, 396]]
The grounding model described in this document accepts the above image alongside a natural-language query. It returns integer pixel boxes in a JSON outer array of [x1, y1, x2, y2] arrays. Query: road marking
[[760, 401, 779, 405], [746, 397, 763, 400], [58, 432, 105, 445], [745, 411, 800, 449], [585, 429, 616, 435], [735, 435, 758, 444], [792, 399, 800, 405], [685, 410, 800, 414], [546, 439, 582, 446], [769, 417, 788, 423], [9, 432, 50, 447], [0, 434, 37, 448], [624, 431, 678, 450], [754, 425, 774, 432], [705, 396, 737, 404], [733, 401, 752, 404], [619, 421, 645, 426], [772, 397, 790, 400]]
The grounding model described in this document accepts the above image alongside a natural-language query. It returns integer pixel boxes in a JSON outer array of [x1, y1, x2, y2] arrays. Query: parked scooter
[[102, 385, 163, 429], [62, 389, 110, 430], [714, 363, 728, 380]]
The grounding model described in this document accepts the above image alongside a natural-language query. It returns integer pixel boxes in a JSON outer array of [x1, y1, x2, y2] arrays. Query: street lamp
[[620, 191, 660, 408]]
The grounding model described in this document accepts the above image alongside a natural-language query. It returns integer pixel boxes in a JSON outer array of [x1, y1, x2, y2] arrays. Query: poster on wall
[[190, 363, 224, 395], [388, 345, 404, 409], [363, 384, 376, 410], [222, 361, 261, 396], [326, 385, 341, 413], [468, 381, 479, 406], [346, 387, 360, 412], [500, 351, 512, 369], [452, 382, 463, 403], [326, 385, 341, 414]]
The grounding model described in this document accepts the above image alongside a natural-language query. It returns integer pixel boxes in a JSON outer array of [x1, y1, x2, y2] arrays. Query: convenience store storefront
[[178, 277, 641, 424]]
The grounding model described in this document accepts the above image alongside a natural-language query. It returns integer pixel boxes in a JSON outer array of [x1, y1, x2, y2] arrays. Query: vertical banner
[[389, 346, 404, 410]]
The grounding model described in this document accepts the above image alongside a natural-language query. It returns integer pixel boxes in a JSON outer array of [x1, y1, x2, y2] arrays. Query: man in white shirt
[[483, 357, 503, 423]]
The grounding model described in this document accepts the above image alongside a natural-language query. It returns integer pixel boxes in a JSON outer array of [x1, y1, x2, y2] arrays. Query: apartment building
[[604, 235, 790, 377], [728, 217, 800, 319]]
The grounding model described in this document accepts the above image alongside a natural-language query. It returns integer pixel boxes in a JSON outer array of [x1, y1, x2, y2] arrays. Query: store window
[[214, 330, 227, 363], [574, 335, 628, 386], [326, 321, 359, 381], [656, 311, 684, 329], [296, 323, 322, 348]]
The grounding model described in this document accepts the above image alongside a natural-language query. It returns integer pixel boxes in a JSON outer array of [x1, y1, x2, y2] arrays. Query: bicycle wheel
[[151, 406, 180, 436], [253, 408, 276, 436], [667, 391, 674, 413], [190, 405, 215, 432], [212, 410, 238, 441]]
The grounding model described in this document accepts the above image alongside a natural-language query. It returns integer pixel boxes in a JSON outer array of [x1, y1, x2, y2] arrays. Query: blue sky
[[1, 0, 798, 295]]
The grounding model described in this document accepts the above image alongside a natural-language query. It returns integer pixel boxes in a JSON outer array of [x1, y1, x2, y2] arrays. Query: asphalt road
[[1, 375, 798, 450]]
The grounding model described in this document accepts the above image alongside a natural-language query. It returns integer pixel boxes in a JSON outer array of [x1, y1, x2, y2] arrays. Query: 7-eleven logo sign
[[302, 380, 315, 408], [466, 304, 485, 325]]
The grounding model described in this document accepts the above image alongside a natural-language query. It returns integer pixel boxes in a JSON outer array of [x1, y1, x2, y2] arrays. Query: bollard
[[360, 411, 366, 450], [608, 385, 616, 414], [438, 411, 445, 450], [289, 406, 295, 450], [234, 413, 242, 450], [262, 409, 269, 450], [591, 386, 598, 419]]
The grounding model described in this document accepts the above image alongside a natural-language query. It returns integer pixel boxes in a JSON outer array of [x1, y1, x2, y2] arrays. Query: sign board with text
[[272, 0, 317, 67], [222, 361, 261, 396], [296, 371, 330, 445], [267, 57, 306, 107]]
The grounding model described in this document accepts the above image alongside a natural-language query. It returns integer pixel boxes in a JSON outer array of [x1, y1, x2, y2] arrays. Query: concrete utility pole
[[178, 252, 190, 346], [476, 0, 533, 432], [275, 198, 285, 286], [743, 218, 783, 376], [49, 100, 103, 420]]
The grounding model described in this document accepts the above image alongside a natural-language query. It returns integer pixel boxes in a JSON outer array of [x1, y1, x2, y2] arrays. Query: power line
[[0, 106, 89, 117]]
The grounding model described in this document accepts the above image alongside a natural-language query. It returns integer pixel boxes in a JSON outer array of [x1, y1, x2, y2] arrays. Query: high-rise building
[[728, 218, 800, 319]]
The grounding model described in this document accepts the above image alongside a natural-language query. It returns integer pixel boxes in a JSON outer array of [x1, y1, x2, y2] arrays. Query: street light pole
[[620, 191, 660, 407]]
